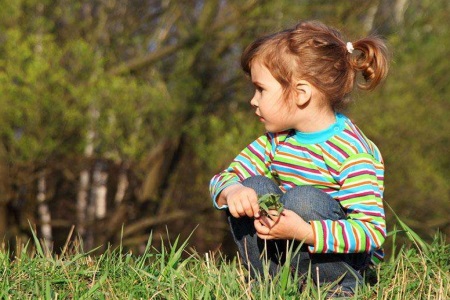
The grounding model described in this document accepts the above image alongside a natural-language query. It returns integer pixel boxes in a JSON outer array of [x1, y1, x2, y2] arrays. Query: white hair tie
[[346, 42, 354, 54]]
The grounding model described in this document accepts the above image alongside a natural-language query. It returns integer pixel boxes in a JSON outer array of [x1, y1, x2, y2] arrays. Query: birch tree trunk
[[91, 161, 108, 220], [37, 171, 52, 250], [35, 2, 53, 250], [76, 170, 89, 237], [85, 160, 108, 250], [76, 126, 94, 240], [393, 0, 409, 25], [115, 162, 129, 205], [371, 0, 409, 34]]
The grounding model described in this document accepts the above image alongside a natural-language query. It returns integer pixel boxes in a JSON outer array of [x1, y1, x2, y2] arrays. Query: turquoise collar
[[293, 113, 346, 144]]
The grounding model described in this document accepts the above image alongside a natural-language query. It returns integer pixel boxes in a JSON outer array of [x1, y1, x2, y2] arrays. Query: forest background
[[0, 0, 448, 257]]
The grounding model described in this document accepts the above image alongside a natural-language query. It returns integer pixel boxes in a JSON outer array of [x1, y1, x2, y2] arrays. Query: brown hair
[[241, 20, 389, 109]]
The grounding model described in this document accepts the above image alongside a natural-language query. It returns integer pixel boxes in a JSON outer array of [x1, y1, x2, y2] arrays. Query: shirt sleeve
[[308, 153, 386, 254], [209, 132, 278, 210]]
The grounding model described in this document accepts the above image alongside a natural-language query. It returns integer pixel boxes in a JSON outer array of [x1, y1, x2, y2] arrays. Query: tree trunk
[[37, 172, 52, 250], [393, 0, 408, 25], [0, 203, 6, 240], [0, 148, 8, 240], [371, 0, 409, 34], [114, 162, 129, 204], [34, 2, 53, 251], [76, 128, 94, 240], [85, 160, 108, 250], [92, 161, 108, 220]]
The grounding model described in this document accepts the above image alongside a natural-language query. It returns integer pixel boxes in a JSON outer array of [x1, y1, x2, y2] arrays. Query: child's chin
[[264, 126, 283, 133]]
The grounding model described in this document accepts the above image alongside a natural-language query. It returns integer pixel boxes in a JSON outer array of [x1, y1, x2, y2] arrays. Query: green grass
[[0, 224, 449, 299]]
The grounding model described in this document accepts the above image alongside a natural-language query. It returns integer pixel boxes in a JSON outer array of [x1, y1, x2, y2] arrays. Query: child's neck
[[295, 107, 336, 133]]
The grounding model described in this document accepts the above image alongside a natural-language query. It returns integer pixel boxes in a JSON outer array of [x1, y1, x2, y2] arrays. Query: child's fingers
[[229, 199, 246, 218], [236, 198, 252, 218], [256, 233, 274, 240], [235, 200, 247, 217], [238, 188, 259, 218], [230, 198, 254, 218], [254, 219, 271, 235], [256, 216, 274, 229], [244, 193, 260, 218], [227, 202, 240, 218], [251, 197, 260, 218], [225, 185, 260, 218], [267, 210, 281, 222], [254, 219, 278, 240], [240, 197, 256, 218]]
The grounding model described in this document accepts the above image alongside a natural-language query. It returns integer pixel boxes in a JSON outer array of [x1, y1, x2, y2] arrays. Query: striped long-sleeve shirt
[[210, 113, 386, 263]]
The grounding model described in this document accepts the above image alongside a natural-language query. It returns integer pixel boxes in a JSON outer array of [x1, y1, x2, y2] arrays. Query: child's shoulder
[[333, 115, 383, 162], [253, 130, 295, 154], [262, 130, 294, 144]]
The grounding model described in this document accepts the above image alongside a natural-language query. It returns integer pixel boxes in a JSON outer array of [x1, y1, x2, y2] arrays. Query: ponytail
[[351, 37, 390, 91]]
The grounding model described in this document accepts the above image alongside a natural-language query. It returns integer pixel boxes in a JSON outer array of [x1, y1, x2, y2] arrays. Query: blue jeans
[[227, 176, 370, 294]]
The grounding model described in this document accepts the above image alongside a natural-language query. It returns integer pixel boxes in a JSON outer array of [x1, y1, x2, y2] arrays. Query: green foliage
[[190, 110, 262, 172], [258, 193, 284, 217], [93, 74, 178, 162], [0, 28, 86, 164]]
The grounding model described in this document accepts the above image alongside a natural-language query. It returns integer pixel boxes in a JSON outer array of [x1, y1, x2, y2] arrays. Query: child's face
[[249, 62, 298, 132]]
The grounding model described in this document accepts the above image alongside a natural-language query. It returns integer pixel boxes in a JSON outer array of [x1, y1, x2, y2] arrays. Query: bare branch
[[106, 0, 258, 75], [122, 210, 189, 237], [107, 42, 186, 76]]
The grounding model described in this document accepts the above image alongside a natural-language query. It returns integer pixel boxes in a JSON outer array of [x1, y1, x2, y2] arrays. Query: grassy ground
[[1, 223, 449, 299]]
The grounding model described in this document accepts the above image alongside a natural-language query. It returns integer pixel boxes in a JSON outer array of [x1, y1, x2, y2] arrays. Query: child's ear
[[294, 80, 312, 106]]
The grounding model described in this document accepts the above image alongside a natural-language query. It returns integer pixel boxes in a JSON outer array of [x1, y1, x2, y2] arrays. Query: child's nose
[[250, 95, 258, 107]]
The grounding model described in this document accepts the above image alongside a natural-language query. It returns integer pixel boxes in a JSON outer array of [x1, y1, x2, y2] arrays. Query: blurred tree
[[0, 0, 294, 251], [0, 0, 88, 243]]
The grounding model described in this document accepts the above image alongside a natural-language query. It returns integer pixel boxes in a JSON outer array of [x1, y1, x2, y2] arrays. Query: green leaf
[[258, 193, 283, 216]]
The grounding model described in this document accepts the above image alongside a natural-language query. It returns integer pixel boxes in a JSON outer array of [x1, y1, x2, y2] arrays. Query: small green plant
[[258, 193, 284, 217]]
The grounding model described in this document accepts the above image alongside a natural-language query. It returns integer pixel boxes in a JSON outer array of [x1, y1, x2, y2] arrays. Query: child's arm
[[309, 153, 386, 254], [210, 132, 284, 210]]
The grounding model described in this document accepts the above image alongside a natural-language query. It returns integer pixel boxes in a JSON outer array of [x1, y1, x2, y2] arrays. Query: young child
[[209, 20, 388, 296]]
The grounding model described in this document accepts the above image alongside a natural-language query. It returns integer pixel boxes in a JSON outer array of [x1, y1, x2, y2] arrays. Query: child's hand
[[254, 209, 314, 244], [222, 184, 260, 218]]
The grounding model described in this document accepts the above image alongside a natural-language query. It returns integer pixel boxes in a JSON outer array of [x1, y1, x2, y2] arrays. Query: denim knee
[[281, 185, 345, 221], [242, 176, 282, 196]]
